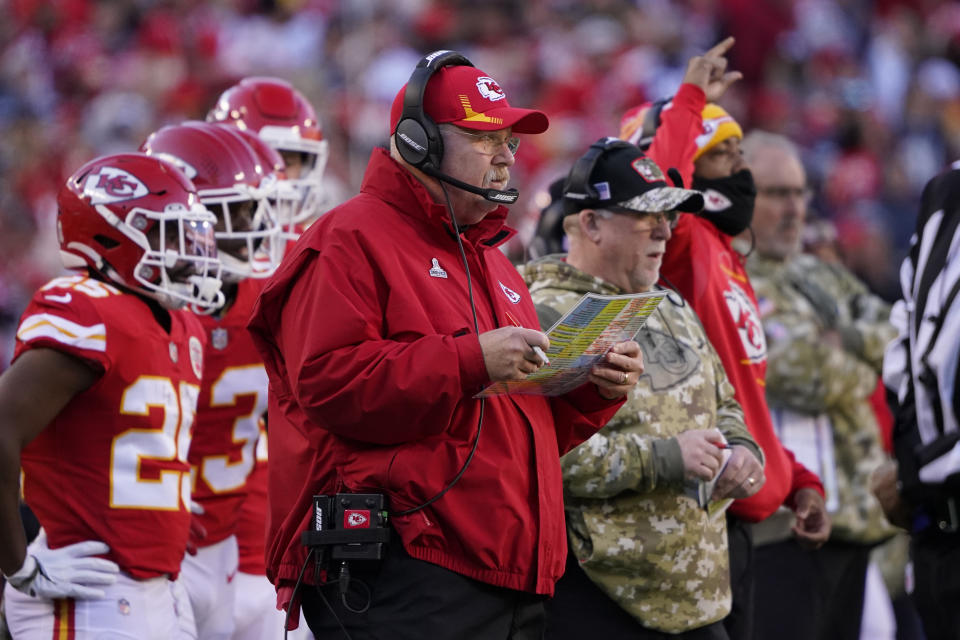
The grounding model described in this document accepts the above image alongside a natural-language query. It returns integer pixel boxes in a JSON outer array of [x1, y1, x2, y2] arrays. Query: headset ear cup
[[561, 137, 638, 212], [638, 97, 671, 151], [428, 123, 443, 170], [395, 118, 432, 167], [396, 50, 474, 171]]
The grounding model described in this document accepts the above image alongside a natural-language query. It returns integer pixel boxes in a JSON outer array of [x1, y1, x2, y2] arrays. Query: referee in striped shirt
[[877, 162, 960, 640]]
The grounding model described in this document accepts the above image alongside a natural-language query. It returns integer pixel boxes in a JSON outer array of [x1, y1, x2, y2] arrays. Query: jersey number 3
[[200, 366, 268, 493]]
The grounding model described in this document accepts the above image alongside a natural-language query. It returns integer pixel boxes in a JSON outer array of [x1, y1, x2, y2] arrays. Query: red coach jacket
[[247, 148, 622, 596], [642, 83, 824, 521]]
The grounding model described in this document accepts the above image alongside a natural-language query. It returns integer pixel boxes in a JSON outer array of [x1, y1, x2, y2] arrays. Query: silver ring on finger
[[620, 371, 627, 384]]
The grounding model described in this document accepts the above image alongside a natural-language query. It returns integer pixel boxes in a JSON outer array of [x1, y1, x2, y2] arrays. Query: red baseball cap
[[390, 65, 549, 134]]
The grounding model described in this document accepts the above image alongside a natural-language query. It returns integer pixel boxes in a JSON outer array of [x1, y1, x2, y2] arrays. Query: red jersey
[[189, 279, 268, 546], [15, 275, 206, 579], [236, 425, 268, 574]]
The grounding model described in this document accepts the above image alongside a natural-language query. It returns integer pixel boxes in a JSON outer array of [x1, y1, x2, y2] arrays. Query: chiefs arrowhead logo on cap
[[476, 76, 506, 102]]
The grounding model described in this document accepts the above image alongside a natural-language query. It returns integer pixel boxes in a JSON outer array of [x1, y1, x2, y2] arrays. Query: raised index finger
[[704, 36, 735, 59]]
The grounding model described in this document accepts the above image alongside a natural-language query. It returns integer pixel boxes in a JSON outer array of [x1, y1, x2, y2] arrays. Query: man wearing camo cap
[[523, 138, 765, 639]]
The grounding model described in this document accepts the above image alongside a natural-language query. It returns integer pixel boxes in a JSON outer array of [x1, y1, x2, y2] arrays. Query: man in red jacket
[[619, 39, 829, 640], [247, 51, 643, 640]]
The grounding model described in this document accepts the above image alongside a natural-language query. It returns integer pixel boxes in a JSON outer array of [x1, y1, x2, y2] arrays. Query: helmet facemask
[[199, 175, 283, 281], [260, 126, 329, 230], [123, 202, 224, 311]]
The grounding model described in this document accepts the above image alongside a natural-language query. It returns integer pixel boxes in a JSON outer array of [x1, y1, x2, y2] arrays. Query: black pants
[[723, 514, 754, 640], [544, 548, 729, 639], [753, 539, 870, 640], [911, 531, 960, 640], [300, 537, 545, 640]]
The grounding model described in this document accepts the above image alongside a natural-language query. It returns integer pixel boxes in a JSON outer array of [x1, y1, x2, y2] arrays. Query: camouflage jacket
[[747, 253, 896, 544], [522, 255, 762, 633]]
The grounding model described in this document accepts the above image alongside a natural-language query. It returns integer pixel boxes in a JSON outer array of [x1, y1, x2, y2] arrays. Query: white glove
[[3, 533, 119, 600]]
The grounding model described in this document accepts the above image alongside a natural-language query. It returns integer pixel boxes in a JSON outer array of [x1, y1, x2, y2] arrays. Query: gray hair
[[741, 130, 801, 166]]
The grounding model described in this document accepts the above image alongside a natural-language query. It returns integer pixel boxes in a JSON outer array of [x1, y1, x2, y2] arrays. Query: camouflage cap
[[562, 139, 704, 216]]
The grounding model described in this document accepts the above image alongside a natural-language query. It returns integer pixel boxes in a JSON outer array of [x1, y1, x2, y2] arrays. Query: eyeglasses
[[442, 125, 520, 155], [756, 185, 813, 202], [605, 208, 678, 226]]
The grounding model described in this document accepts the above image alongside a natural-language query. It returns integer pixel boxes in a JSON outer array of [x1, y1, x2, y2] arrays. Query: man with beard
[[620, 72, 828, 640], [740, 131, 897, 640]]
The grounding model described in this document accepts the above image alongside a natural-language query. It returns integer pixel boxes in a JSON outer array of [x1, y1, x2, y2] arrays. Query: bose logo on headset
[[394, 50, 475, 171], [424, 49, 453, 64], [397, 133, 426, 153]]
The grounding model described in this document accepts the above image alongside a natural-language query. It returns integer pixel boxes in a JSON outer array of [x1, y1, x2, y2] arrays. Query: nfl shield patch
[[212, 328, 229, 350]]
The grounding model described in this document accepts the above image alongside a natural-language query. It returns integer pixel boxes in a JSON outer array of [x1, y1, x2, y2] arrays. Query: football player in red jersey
[[207, 79, 325, 640], [0, 153, 223, 639], [206, 77, 329, 239], [141, 121, 287, 639], [210, 122, 301, 280]]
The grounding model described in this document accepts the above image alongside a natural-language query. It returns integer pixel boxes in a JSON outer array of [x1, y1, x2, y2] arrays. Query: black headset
[[529, 177, 568, 258], [561, 137, 635, 213], [634, 97, 672, 151], [394, 49, 474, 170], [394, 49, 520, 204], [561, 135, 688, 217]]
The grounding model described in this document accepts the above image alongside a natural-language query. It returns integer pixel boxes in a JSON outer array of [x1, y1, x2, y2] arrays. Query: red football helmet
[[212, 122, 298, 262], [222, 124, 286, 177], [140, 121, 283, 281], [206, 77, 328, 226], [57, 153, 223, 311]]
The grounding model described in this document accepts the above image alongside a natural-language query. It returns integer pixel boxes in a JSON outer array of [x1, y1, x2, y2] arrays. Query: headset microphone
[[419, 164, 520, 204]]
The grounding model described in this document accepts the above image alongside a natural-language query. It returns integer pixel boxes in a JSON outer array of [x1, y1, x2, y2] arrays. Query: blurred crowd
[[3, 0, 960, 361]]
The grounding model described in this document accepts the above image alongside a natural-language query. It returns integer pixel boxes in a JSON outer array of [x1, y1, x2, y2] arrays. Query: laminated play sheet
[[476, 291, 666, 398]]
